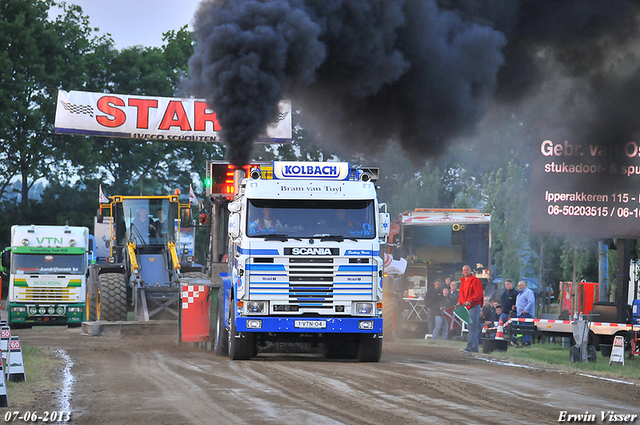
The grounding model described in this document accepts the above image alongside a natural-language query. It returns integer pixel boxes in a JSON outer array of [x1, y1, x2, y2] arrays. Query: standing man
[[458, 265, 484, 353], [424, 279, 443, 334], [447, 277, 457, 302], [500, 279, 518, 323], [515, 280, 536, 347]]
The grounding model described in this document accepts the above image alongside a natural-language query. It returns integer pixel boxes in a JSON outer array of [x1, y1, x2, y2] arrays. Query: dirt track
[[7, 327, 640, 425]]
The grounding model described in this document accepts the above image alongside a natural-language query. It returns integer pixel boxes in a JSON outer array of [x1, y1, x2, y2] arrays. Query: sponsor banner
[[54, 90, 291, 143], [531, 139, 640, 238]]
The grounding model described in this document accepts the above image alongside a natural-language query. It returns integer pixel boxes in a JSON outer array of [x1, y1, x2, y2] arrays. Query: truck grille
[[15, 288, 78, 302], [289, 258, 335, 308], [248, 256, 375, 311]]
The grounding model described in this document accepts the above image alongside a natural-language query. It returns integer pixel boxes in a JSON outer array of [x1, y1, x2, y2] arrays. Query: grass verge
[[408, 337, 640, 381], [2, 346, 63, 410]]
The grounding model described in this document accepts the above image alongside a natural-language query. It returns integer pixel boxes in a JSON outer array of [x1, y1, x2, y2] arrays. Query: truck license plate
[[294, 320, 326, 329]]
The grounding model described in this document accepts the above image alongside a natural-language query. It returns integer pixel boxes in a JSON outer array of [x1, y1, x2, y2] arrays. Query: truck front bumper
[[235, 316, 383, 333], [8, 303, 84, 325]]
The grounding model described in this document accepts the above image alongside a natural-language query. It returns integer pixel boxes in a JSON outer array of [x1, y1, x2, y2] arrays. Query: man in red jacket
[[458, 264, 484, 353]]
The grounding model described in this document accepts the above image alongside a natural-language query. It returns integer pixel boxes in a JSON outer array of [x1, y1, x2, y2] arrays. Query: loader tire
[[100, 273, 128, 321], [86, 288, 95, 321]]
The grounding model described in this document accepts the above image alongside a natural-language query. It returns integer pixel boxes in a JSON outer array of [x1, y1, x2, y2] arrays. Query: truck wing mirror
[[228, 201, 241, 213], [229, 213, 240, 238], [1, 250, 10, 273], [379, 212, 390, 241]]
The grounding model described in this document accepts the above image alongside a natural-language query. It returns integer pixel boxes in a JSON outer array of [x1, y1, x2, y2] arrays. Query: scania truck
[[214, 161, 390, 361], [0, 225, 90, 327]]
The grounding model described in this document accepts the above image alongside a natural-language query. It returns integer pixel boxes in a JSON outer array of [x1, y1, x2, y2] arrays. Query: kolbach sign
[[54, 90, 292, 143], [531, 139, 640, 238]]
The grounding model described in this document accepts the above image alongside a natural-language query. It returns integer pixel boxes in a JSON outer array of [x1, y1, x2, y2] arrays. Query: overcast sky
[[56, 0, 203, 49]]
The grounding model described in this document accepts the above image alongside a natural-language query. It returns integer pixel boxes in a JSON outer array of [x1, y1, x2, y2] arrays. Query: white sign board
[[54, 90, 292, 143], [609, 335, 625, 365]]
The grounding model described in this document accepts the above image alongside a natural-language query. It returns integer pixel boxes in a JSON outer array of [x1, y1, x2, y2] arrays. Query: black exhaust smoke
[[184, 0, 640, 166]]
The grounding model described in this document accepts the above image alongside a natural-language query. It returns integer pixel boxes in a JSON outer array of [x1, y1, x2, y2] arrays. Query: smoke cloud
[[185, 0, 640, 166]]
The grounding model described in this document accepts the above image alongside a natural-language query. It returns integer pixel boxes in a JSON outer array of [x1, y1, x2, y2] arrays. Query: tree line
[[1, 0, 625, 298]]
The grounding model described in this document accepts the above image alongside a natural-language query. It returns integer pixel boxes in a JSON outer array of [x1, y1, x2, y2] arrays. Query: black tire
[[357, 334, 382, 362], [100, 273, 128, 321], [88, 288, 98, 321], [587, 345, 597, 363], [228, 302, 254, 360], [323, 341, 341, 359], [570, 345, 580, 363], [324, 339, 358, 359], [214, 293, 229, 357]]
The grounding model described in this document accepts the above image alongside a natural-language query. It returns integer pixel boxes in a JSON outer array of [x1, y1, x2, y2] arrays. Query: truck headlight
[[29, 307, 38, 315], [56, 307, 65, 314], [246, 319, 262, 329], [246, 301, 266, 314], [358, 320, 374, 330], [67, 307, 82, 313], [47, 307, 56, 314], [355, 302, 373, 315], [11, 306, 26, 313]]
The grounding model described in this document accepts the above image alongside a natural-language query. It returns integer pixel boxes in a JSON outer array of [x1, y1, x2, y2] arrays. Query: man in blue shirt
[[514, 280, 536, 347]]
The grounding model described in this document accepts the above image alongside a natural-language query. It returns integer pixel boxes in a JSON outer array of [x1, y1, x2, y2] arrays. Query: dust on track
[[9, 327, 639, 425]]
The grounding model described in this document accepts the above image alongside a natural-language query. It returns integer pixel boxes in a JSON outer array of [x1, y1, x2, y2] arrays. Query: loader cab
[[114, 198, 179, 247]]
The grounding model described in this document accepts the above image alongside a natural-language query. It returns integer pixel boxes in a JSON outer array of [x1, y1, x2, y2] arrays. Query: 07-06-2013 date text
[[3, 411, 71, 422]]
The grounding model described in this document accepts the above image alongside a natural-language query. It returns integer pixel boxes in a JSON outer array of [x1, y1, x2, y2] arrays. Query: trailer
[[383, 209, 491, 337]]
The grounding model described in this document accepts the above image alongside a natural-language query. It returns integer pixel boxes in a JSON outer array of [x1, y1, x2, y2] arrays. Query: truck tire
[[214, 293, 228, 357], [100, 273, 128, 321], [324, 339, 358, 359], [357, 334, 382, 362], [228, 302, 254, 360]]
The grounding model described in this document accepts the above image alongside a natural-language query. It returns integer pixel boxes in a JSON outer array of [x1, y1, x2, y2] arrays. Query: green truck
[[1, 225, 91, 327]]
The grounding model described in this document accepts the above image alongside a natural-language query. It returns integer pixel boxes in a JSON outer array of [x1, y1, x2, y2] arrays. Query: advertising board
[[531, 139, 640, 238]]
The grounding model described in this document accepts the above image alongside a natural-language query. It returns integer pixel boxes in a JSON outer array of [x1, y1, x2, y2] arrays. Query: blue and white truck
[[0, 225, 90, 327], [214, 161, 390, 361]]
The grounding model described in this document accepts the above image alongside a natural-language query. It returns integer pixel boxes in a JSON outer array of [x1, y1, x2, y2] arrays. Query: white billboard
[[54, 90, 292, 143]]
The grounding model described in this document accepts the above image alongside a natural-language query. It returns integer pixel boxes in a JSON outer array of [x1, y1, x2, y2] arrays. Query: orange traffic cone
[[495, 319, 504, 340]]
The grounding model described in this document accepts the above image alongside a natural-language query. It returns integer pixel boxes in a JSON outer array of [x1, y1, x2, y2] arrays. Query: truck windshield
[[12, 254, 85, 275], [117, 199, 177, 245], [246, 199, 376, 239]]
